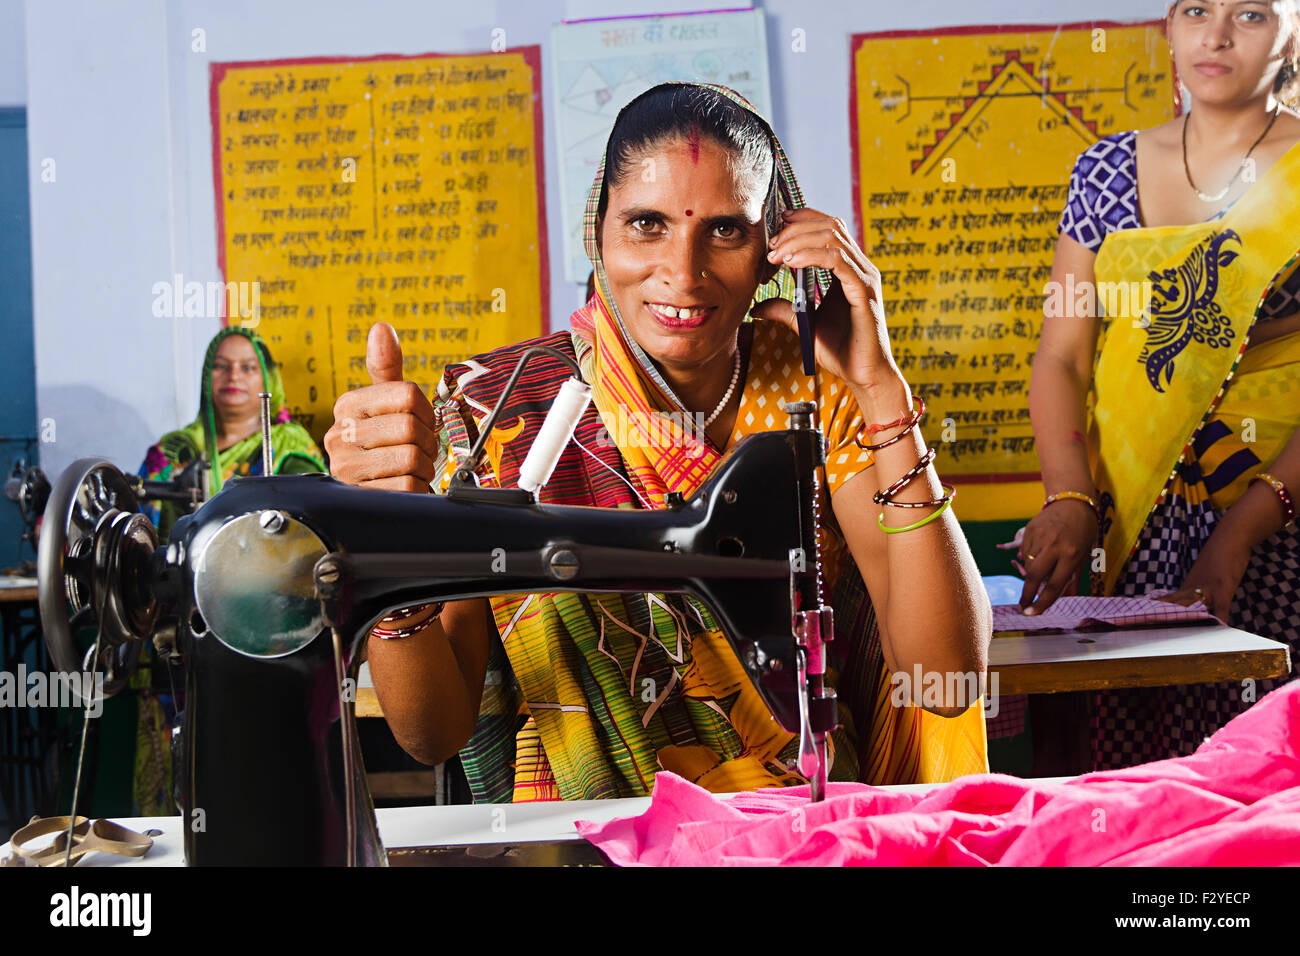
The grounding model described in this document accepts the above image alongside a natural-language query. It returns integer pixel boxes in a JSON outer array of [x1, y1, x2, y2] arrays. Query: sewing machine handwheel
[[37, 458, 158, 698]]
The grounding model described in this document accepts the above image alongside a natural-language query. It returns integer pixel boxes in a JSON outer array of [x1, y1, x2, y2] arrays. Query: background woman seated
[[139, 326, 324, 543]]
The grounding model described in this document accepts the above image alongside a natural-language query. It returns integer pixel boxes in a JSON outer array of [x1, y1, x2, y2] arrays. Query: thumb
[[366, 322, 405, 385], [750, 296, 796, 329]]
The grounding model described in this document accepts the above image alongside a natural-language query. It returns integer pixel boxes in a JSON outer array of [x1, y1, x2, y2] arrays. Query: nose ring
[[700, 269, 709, 279]]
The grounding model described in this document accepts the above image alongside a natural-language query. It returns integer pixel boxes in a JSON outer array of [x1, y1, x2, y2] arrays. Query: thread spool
[[518, 378, 592, 493]]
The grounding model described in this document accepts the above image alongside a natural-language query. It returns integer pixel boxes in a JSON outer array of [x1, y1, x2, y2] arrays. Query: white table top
[[988, 622, 1284, 666], [5, 779, 1070, 867]]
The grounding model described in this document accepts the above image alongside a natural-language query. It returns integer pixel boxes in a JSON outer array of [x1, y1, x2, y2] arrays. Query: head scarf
[[579, 82, 830, 411], [569, 83, 832, 502], [144, 326, 320, 507], [193, 326, 299, 493]]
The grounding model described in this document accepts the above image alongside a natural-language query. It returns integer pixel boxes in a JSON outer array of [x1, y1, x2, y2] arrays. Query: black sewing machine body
[[40, 413, 837, 866]]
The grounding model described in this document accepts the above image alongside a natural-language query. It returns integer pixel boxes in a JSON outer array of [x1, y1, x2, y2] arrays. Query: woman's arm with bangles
[[830, 375, 990, 717], [1020, 233, 1105, 613], [1161, 427, 1300, 618], [365, 598, 494, 765]]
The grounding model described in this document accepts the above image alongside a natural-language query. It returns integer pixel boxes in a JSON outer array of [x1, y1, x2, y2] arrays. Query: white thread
[[518, 377, 592, 493], [569, 433, 655, 510]]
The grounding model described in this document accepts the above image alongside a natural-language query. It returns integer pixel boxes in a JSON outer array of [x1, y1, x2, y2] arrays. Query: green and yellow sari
[[132, 326, 323, 815], [138, 327, 324, 544]]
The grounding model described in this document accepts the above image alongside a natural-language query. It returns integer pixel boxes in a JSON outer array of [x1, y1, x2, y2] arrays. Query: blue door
[[0, 108, 37, 567]]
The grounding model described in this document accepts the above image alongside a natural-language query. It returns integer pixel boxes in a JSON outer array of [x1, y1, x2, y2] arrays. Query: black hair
[[597, 84, 781, 238], [1276, 59, 1300, 108]]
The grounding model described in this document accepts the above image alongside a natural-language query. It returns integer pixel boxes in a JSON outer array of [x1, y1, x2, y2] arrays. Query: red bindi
[[685, 209, 692, 216]]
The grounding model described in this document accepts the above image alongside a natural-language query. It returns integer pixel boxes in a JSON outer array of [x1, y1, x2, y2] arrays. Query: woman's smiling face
[[597, 134, 774, 376]]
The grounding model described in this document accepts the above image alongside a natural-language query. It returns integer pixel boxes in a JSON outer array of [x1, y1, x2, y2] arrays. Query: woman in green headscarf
[[132, 326, 323, 815], [138, 326, 324, 543]]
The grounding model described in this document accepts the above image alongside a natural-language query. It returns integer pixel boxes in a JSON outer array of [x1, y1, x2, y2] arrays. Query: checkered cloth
[[1092, 491, 1300, 770], [992, 595, 1216, 633]]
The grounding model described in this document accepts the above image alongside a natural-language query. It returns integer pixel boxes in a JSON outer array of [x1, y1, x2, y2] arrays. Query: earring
[[1168, 46, 1184, 115]]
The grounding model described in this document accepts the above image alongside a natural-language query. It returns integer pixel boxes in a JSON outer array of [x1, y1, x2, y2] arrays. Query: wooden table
[[0, 576, 38, 604], [357, 621, 1292, 780], [357, 622, 1292, 717], [991, 622, 1290, 775], [989, 622, 1291, 694]]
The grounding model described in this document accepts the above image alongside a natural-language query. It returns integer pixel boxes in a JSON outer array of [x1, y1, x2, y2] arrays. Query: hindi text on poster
[[212, 49, 547, 443], [851, 22, 1174, 488]]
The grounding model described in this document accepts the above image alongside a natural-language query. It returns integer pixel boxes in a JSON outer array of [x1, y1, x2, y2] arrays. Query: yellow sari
[[1090, 141, 1300, 594]]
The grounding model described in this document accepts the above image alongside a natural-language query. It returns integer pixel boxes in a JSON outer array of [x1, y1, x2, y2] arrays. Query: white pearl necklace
[[701, 347, 742, 429]]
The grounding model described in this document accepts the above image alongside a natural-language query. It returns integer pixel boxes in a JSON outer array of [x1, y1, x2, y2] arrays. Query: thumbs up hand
[[325, 322, 440, 492]]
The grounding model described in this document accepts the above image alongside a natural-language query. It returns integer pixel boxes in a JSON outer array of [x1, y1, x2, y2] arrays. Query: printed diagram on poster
[[211, 49, 547, 443], [552, 8, 771, 283], [851, 21, 1174, 499]]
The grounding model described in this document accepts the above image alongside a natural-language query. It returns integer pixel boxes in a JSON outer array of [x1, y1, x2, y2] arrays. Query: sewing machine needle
[[259, 392, 273, 476]]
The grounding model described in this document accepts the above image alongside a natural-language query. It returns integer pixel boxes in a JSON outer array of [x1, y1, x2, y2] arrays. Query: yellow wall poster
[[212, 48, 548, 443], [851, 22, 1174, 518]]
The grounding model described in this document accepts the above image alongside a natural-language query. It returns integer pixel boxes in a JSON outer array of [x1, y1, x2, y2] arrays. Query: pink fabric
[[576, 682, 1300, 866]]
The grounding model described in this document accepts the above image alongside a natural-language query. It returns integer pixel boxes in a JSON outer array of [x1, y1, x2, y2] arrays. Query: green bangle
[[877, 494, 954, 534]]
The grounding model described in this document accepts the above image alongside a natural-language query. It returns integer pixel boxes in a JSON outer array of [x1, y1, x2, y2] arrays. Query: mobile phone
[[795, 266, 815, 375]]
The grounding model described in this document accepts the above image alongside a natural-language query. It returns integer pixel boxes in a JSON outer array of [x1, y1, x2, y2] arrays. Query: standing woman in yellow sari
[[326, 83, 991, 801], [1024, 1, 1300, 769]]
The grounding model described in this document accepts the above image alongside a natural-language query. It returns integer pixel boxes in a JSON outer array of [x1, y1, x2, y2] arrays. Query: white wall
[[25, 0, 1157, 482], [0, 0, 25, 106]]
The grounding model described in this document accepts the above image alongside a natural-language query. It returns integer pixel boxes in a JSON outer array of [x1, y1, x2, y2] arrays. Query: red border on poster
[[846, 20, 1174, 486], [209, 45, 550, 335]]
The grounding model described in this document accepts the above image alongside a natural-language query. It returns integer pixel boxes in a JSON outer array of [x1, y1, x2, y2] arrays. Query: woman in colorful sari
[[132, 325, 324, 814], [326, 83, 991, 802], [139, 326, 325, 544], [1022, 0, 1300, 769]]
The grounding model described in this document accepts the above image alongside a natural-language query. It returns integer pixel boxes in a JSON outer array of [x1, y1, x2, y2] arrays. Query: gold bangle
[[1252, 472, 1296, 528], [1043, 491, 1099, 515]]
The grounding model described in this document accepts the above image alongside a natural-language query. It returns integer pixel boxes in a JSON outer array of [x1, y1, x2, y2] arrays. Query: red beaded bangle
[[876, 482, 956, 509], [1252, 472, 1296, 528], [872, 447, 937, 505], [379, 603, 434, 624], [854, 396, 925, 452], [866, 395, 925, 435], [372, 602, 445, 640]]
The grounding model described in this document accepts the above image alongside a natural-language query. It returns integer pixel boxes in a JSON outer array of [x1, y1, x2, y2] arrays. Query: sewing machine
[[37, 380, 837, 866]]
